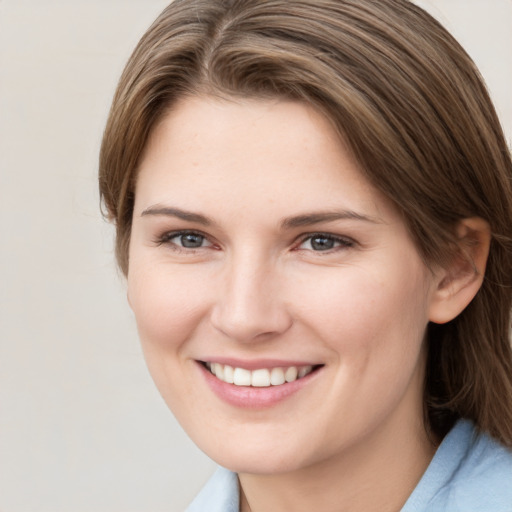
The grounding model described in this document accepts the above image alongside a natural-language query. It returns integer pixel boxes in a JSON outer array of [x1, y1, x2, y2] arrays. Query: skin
[[127, 96, 487, 512]]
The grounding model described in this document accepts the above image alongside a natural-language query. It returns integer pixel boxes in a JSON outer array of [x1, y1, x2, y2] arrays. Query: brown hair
[[99, 0, 512, 445]]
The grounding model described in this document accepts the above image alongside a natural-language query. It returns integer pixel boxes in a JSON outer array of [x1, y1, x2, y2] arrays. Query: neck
[[239, 409, 437, 512]]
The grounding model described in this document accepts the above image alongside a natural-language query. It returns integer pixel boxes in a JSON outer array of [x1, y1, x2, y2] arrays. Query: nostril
[[210, 304, 293, 343]]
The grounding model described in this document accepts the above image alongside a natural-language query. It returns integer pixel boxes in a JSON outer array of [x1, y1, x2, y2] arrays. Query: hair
[[99, 0, 512, 445]]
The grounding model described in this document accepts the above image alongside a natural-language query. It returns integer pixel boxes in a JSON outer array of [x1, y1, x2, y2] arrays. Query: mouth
[[197, 360, 324, 408], [200, 361, 322, 387]]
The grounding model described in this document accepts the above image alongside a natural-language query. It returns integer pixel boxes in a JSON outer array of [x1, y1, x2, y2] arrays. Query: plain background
[[0, 1, 510, 511]]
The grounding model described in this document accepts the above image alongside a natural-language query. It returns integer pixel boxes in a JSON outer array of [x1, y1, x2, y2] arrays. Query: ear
[[428, 217, 490, 324]]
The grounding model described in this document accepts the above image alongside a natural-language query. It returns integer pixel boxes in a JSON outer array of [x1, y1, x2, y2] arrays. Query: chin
[[214, 451, 306, 475], [193, 432, 318, 475]]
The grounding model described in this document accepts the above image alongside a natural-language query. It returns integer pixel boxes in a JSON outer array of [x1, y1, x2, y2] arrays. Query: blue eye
[[176, 233, 207, 248], [299, 234, 353, 251], [159, 231, 212, 249]]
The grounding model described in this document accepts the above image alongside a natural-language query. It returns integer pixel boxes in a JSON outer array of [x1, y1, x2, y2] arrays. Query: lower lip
[[197, 362, 321, 409]]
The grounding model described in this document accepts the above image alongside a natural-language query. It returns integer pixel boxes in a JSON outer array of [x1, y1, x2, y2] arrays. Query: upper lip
[[198, 358, 323, 370]]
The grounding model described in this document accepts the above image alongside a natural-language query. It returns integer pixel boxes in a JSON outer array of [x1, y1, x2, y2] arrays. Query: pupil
[[311, 236, 334, 251], [181, 233, 203, 248]]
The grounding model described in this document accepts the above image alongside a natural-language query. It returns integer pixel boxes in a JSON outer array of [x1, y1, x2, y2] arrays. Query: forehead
[[134, 95, 395, 222]]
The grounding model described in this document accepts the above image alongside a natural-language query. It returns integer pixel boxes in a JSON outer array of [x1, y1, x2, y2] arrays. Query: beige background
[[0, 1, 510, 511]]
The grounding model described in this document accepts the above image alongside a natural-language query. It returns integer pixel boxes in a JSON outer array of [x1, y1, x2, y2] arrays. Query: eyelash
[[155, 230, 214, 252], [295, 233, 355, 253], [155, 230, 356, 255]]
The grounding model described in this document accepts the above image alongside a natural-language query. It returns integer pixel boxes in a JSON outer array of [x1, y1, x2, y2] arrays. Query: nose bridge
[[211, 246, 291, 342]]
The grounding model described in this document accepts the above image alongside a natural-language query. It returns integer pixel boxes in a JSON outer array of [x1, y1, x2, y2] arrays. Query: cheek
[[291, 261, 431, 359], [127, 264, 214, 416], [127, 263, 211, 351], [289, 264, 431, 437]]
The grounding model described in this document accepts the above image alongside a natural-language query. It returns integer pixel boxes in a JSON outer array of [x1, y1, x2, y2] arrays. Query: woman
[[99, 0, 512, 510]]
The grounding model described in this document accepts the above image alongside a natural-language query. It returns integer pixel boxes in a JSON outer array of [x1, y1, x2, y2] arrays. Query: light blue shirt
[[186, 420, 512, 511]]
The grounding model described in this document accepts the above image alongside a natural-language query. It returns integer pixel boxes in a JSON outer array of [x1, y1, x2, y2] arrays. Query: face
[[128, 96, 439, 474]]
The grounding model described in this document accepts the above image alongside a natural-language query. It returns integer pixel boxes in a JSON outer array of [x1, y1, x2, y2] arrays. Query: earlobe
[[428, 217, 491, 324]]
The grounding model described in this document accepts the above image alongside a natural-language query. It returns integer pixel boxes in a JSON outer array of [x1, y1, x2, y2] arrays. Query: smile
[[204, 362, 316, 387]]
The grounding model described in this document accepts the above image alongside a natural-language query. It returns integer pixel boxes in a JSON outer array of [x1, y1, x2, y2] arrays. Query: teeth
[[270, 367, 285, 386], [205, 363, 315, 387], [223, 365, 234, 384], [298, 365, 312, 378], [251, 369, 270, 387], [213, 363, 224, 380], [233, 367, 252, 386], [285, 366, 298, 382]]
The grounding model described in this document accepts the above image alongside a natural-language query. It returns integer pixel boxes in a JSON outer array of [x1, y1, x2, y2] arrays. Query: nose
[[210, 251, 293, 343]]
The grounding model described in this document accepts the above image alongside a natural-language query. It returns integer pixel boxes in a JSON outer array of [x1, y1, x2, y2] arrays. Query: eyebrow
[[141, 206, 213, 226], [141, 205, 379, 229], [280, 210, 380, 229]]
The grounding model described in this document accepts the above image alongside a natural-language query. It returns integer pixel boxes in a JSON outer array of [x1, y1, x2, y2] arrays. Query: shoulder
[[403, 420, 512, 512], [185, 467, 239, 512], [445, 422, 512, 510]]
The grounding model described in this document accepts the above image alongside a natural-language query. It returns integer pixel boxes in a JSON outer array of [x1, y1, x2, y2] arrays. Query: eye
[[176, 232, 209, 248], [158, 230, 213, 250], [298, 233, 354, 252]]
